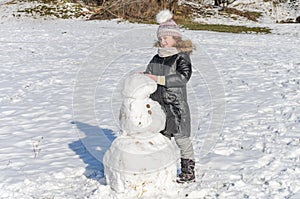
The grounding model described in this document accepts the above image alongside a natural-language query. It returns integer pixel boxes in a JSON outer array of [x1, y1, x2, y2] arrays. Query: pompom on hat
[[156, 10, 181, 39]]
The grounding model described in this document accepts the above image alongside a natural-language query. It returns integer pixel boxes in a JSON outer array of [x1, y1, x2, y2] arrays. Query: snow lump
[[103, 73, 178, 196]]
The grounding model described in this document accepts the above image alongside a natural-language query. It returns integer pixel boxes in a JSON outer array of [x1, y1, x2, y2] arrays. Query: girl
[[144, 10, 195, 183]]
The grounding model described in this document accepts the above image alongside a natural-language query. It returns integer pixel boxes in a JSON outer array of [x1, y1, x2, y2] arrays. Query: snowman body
[[103, 74, 178, 194]]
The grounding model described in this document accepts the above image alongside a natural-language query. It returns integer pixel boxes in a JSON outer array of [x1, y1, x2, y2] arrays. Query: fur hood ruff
[[154, 39, 195, 54]]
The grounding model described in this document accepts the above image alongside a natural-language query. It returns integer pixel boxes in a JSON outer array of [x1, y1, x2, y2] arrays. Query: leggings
[[173, 134, 195, 160]]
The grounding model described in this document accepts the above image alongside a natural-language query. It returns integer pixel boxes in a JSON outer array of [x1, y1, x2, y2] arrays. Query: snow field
[[0, 14, 299, 199]]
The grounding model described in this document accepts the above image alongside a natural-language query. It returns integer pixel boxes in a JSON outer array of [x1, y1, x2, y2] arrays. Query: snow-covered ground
[[1, 1, 300, 199], [194, 0, 300, 24]]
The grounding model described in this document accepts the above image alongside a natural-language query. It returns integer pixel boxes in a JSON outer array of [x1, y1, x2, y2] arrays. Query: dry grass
[[222, 7, 262, 22], [89, 0, 191, 21], [180, 20, 271, 34]]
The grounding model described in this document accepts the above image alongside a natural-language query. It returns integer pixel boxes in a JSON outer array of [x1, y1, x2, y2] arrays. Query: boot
[[177, 158, 195, 183]]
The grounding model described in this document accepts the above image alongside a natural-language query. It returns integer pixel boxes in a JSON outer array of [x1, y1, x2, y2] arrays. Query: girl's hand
[[145, 74, 158, 82]]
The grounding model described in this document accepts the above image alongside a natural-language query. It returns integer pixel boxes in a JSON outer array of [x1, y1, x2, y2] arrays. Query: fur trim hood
[[154, 39, 195, 54]]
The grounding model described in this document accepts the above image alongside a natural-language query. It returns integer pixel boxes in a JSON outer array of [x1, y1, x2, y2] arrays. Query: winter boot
[[177, 158, 195, 183]]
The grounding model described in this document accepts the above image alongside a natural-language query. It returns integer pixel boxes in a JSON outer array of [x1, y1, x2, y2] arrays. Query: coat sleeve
[[165, 53, 192, 88], [144, 57, 155, 74]]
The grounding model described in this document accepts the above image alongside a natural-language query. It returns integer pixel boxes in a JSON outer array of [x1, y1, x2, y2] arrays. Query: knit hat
[[156, 10, 181, 39]]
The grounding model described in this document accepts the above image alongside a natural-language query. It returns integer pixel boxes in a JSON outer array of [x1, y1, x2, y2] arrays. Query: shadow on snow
[[69, 121, 116, 183]]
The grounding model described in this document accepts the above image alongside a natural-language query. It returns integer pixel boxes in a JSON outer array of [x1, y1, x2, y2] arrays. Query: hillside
[[1, 0, 299, 25], [0, 0, 299, 199]]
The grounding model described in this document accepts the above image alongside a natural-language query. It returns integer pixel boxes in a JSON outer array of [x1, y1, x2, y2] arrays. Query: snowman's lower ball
[[103, 133, 178, 194]]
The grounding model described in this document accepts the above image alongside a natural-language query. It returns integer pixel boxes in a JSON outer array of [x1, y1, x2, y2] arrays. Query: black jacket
[[145, 52, 192, 138]]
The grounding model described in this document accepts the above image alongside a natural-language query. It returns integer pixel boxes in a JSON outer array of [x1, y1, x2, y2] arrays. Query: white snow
[[103, 74, 178, 196], [194, 0, 300, 25], [0, 1, 300, 199]]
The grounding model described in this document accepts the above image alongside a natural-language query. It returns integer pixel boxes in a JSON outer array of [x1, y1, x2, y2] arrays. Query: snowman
[[103, 73, 178, 195]]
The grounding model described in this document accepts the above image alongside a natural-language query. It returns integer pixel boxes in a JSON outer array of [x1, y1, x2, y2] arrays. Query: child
[[144, 10, 195, 183]]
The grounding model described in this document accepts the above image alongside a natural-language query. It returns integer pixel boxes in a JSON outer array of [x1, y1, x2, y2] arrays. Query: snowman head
[[122, 73, 157, 100], [120, 73, 166, 135]]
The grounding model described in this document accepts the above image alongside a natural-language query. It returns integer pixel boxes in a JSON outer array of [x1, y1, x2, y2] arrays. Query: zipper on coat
[[161, 57, 165, 75]]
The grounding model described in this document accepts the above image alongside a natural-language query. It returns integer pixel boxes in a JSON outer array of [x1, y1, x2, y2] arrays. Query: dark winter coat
[[145, 52, 192, 138]]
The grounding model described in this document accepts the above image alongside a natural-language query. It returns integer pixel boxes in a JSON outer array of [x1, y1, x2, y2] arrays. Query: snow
[[0, 1, 300, 199], [194, 0, 300, 25], [103, 74, 178, 196], [119, 74, 167, 135]]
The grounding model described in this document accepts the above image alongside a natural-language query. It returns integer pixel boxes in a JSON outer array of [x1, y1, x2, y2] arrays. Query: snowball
[[119, 74, 166, 135], [119, 98, 166, 135], [103, 133, 178, 194]]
